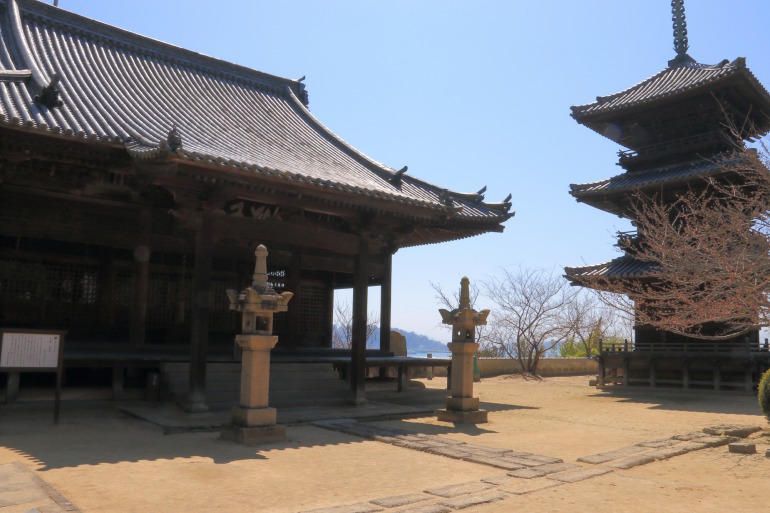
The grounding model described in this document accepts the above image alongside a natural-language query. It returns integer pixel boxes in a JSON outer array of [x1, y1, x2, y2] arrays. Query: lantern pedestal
[[221, 334, 286, 444], [436, 342, 488, 423]]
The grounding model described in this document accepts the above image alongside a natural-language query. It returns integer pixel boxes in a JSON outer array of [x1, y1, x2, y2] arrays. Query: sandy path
[[1, 375, 767, 513]]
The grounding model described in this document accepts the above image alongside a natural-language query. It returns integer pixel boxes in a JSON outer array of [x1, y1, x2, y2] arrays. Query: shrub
[[759, 368, 770, 422]]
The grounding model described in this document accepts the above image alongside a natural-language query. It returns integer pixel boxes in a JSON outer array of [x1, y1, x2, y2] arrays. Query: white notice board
[[0, 332, 61, 369]]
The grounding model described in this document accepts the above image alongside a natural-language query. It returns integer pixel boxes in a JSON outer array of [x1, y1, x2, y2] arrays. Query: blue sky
[[52, 1, 770, 341]]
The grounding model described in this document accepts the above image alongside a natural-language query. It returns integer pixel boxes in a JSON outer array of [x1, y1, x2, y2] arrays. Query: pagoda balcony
[[615, 230, 642, 254], [617, 132, 732, 171]]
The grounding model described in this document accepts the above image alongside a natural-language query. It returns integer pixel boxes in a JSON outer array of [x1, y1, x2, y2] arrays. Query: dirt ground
[[1, 375, 768, 513]]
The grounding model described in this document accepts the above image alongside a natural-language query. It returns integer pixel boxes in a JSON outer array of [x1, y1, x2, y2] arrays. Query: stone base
[[436, 408, 488, 424], [446, 397, 479, 411], [220, 423, 286, 445], [182, 401, 210, 413], [231, 406, 277, 426]]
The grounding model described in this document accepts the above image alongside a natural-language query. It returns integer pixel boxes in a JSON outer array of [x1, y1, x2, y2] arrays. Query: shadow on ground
[[0, 379, 525, 471], [593, 386, 760, 415]]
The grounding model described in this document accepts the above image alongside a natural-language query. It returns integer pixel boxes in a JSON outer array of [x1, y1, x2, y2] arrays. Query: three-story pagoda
[[565, 1, 770, 391]]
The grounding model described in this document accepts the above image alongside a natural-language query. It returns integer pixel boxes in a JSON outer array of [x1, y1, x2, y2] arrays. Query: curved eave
[[0, 0, 513, 227], [564, 256, 656, 286], [569, 153, 751, 215], [571, 58, 770, 122]]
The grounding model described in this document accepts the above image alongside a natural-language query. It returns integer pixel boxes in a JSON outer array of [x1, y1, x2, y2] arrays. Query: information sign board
[[0, 329, 66, 423]]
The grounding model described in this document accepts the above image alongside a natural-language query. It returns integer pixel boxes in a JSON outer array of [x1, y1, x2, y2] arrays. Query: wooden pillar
[[186, 211, 213, 412], [649, 359, 657, 388], [713, 360, 721, 391], [379, 248, 394, 354], [130, 210, 151, 346], [597, 356, 605, 387], [4, 371, 20, 403], [682, 361, 690, 390], [622, 358, 629, 386], [350, 235, 369, 404], [745, 361, 754, 394], [286, 250, 302, 349], [97, 247, 116, 329]]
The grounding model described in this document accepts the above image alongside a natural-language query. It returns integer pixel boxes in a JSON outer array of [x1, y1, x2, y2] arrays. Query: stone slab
[[396, 505, 452, 513], [547, 467, 613, 483], [498, 478, 562, 495], [636, 439, 680, 448], [728, 442, 757, 454], [534, 462, 581, 474], [481, 476, 519, 486], [646, 445, 692, 460], [388, 439, 431, 451], [672, 432, 709, 441], [431, 437, 466, 446], [501, 456, 547, 467], [437, 490, 506, 510], [703, 425, 762, 438], [461, 444, 512, 455], [0, 461, 80, 513], [694, 436, 738, 448], [370, 493, 431, 508], [424, 446, 471, 459], [300, 503, 383, 513], [507, 468, 546, 479], [605, 454, 656, 469], [424, 482, 493, 499], [577, 446, 648, 464], [518, 454, 563, 464], [462, 454, 525, 470]]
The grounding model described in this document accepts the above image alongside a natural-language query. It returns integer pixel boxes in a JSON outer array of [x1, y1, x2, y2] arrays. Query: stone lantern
[[220, 244, 293, 445], [436, 276, 489, 423]]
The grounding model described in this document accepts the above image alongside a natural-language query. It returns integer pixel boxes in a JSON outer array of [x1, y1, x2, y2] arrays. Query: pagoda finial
[[672, 0, 689, 56], [668, 0, 695, 67]]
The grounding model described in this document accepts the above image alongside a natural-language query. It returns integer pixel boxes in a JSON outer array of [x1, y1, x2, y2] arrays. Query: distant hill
[[369, 328, 448, 353], [335, 325, 449, 354]]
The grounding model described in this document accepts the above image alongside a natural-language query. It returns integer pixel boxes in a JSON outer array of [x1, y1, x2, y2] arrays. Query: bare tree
[[584, 148, 770, 340], [561, 291, 628, 357], [332, 300, 379, 349], [482, 267, 576, 376]]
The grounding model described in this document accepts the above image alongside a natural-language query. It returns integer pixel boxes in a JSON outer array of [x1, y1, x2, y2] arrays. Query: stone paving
[[0, 461, 80, 513], [302, 422, 757, 513]]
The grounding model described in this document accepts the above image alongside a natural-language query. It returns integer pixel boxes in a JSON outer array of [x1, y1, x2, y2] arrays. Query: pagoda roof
[[571, 57, 770, 122], [0, 0, 512, 231], [570, 152, 744, 198], [564, 255, 655, 282]]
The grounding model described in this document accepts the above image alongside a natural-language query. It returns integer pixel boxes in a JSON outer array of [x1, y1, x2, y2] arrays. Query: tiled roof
[[0, 0, 512, 224], [569, 153, 745, 197], [564, 256, 656, 280], [571, 57, 770, 118]]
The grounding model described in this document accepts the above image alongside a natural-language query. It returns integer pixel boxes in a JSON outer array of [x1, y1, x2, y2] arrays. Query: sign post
[[1, 329, 66, 424]]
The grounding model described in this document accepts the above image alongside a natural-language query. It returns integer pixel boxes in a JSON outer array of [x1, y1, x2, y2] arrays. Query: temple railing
[[599, 338, 770, 356]]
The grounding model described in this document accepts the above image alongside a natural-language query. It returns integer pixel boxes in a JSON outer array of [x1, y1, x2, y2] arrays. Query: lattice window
[[300, 283, 328, 335], [0, 257, 99, 325]]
